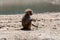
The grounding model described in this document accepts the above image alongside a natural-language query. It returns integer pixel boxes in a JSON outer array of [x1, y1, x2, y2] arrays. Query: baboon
[[21, 9, 36, 30]]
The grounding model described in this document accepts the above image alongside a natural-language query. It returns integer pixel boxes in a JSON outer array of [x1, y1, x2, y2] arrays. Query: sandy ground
[[0, 12, 60, 40]]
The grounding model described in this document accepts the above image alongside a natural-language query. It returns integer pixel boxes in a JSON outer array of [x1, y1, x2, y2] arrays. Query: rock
[[0, 38, 7, 40], [42, 38, 55, 40]]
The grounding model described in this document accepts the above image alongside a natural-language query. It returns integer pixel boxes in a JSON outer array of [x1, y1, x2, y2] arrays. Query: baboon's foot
[[21, 28, 31, 31]]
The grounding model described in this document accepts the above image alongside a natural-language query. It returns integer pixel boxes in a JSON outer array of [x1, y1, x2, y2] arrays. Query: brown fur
[[21, 9, 33, 30]]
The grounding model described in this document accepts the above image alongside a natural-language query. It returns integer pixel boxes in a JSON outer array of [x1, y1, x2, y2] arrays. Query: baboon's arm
[[32, 24, 38, 27]]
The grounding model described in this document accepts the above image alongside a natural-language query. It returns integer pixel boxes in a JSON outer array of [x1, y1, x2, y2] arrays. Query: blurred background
[[0, 0, 60, 14]]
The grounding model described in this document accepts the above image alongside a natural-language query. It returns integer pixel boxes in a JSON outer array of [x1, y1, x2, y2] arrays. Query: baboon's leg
[[26, 21, 32, 30]]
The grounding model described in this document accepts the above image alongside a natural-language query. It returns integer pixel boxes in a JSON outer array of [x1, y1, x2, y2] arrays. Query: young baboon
[[21, 9, 36, 30]]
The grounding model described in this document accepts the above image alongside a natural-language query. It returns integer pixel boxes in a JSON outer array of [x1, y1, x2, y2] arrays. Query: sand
[[0, 12, 60, 40]]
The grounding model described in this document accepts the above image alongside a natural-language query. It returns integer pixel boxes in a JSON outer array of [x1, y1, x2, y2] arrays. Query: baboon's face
[[26, 11, 32, 15]]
